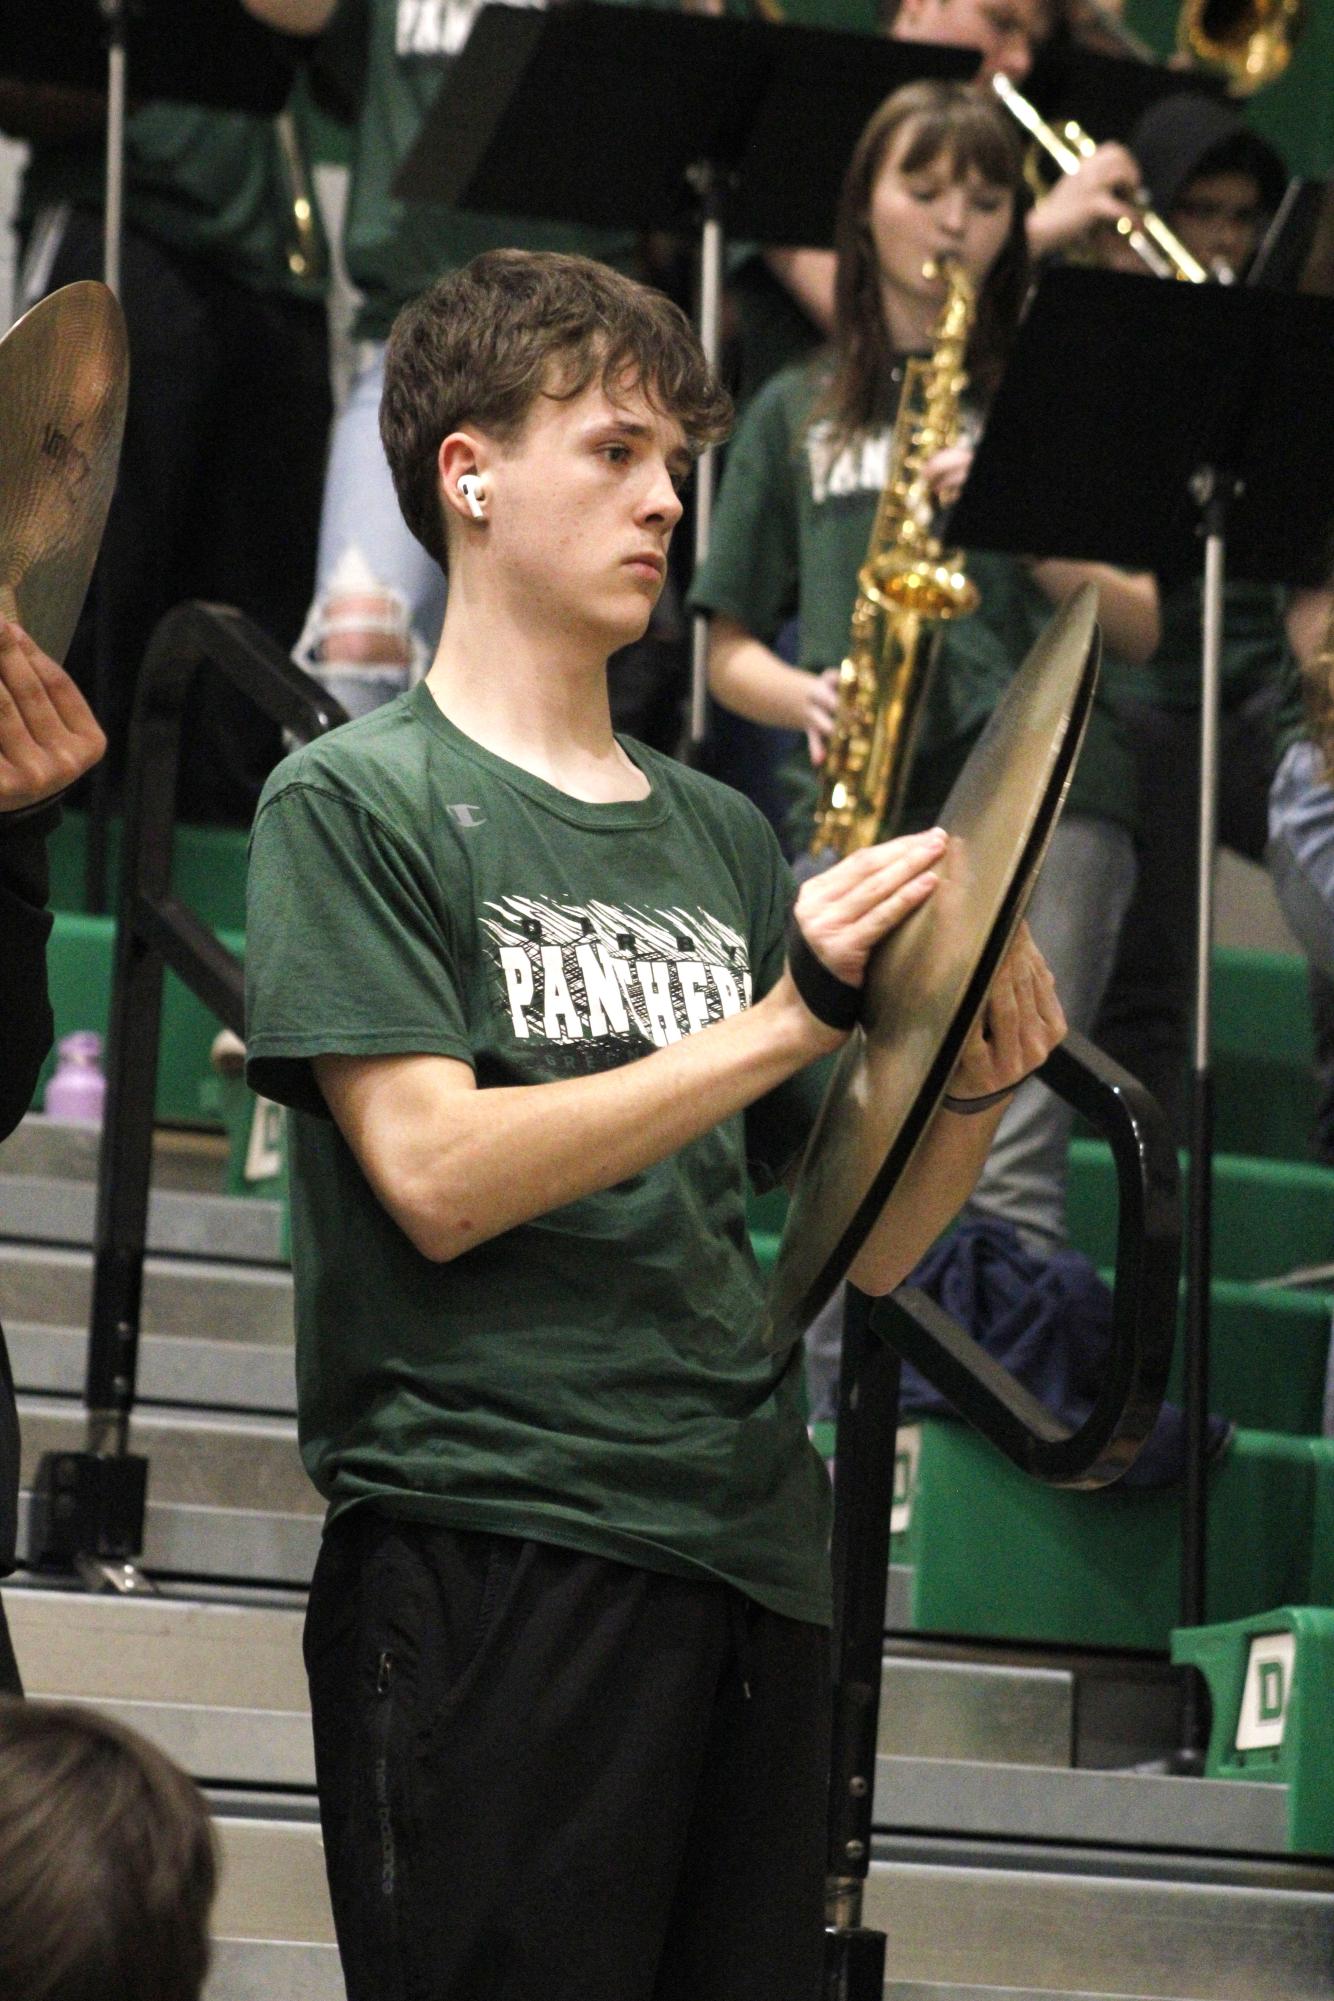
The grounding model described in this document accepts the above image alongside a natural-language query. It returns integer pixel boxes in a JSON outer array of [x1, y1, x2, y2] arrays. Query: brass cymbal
[[764, 583, 1101, 1351], [0, 281, 128, 665]]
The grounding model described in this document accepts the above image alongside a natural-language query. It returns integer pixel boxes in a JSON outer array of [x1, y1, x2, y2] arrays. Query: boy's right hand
[[775, 828, 947, 1053]]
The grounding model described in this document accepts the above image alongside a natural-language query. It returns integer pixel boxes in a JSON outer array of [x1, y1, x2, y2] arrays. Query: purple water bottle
[[44, 1031, 107, 1124]]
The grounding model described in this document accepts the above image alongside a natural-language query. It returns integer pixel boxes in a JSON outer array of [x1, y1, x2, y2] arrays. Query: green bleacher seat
[[1173, 1607, 1334, 1855], [888, 1418, 1318, 1653], [1069, 1138, 1334, 1286]]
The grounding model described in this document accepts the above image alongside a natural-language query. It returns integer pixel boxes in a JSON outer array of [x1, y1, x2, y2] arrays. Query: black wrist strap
[[785, 913, 862, 1031], [942, 1069, 1037, 1116]]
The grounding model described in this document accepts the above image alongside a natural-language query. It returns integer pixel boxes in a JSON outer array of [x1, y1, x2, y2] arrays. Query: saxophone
[[810, 260, 980, 861]]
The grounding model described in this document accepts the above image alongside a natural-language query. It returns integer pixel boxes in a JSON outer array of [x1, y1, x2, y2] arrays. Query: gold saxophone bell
[[1178, 0, 1305, 96]]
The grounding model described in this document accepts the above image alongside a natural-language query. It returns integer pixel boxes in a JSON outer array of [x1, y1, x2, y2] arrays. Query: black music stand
[[0, 0, 304, 109], [950, 262, 1334, 1754], [395, 1, 976, 751], [0, 0, 307, 912], [1025, 38, 1227, 138]]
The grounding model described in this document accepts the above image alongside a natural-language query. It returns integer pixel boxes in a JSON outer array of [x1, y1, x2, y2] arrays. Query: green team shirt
[[1113, 575, 1294, 713], [346, 0, 671, 341], [689, 361, 1138, 850], [22, 103, 324, 299], [245, 682, 834, 1624]]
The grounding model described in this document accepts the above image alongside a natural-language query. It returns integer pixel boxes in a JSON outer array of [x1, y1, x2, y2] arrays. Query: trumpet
[[992, 75, 1210, 283]]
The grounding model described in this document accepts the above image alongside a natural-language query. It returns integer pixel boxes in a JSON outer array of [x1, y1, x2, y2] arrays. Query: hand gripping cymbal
[[0, 281, 128, 664], [766, 583, 1101, 1352]]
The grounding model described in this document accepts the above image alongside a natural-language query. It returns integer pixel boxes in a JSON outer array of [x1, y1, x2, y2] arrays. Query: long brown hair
[[822, 81, 1030, 444]]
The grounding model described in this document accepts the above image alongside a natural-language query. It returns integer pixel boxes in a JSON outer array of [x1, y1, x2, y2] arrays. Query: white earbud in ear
[[458, 474, 486, 521]]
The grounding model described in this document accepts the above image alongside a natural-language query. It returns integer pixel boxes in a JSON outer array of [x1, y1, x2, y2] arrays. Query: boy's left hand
[[0, 618, 106, 813], [947, 920, 1066, 1105]]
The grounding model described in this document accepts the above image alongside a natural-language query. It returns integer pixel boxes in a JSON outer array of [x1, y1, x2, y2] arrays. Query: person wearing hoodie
[[0, 622, 108, 1694], [1092, 93, 1295, 1137]]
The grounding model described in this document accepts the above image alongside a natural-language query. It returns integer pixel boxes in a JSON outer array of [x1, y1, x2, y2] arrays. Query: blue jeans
[[306, 341, 447, 716], [963, 810, 1137, 1253]]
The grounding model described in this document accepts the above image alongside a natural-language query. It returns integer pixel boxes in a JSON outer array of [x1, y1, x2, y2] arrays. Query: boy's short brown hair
[[380, 250, 732, 570], [0, 1698, 217, 2001]]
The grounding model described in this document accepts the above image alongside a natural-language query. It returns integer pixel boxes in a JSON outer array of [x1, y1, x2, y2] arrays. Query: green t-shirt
[[245, 682, 833, 1624], [345, 0, 670, 341], [1113, 575, 1293, 714], [22, 103, 325, 299], [689, 361, 1138, 851], [729, 250, 825, 411]]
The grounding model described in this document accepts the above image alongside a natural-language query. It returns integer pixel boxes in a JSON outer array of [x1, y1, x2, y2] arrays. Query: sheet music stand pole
[[99, 0, 126, 297], [687, 164, 726, 756], [1179, 469, 1236, 1758], [84, 0, 129, 914]]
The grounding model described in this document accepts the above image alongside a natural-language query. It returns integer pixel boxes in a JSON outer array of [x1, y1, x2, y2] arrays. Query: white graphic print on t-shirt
[[480, 896, 752, 1055], [396, 0, 545, 59]]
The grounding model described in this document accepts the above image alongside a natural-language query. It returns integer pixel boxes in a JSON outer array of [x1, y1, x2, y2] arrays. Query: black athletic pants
[[305, 1512, 831, 2001]]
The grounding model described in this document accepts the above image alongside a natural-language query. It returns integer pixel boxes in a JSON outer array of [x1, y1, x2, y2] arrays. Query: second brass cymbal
[[0, 281, 128, 664]]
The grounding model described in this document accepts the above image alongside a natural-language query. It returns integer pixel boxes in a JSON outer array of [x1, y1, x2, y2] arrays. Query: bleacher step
[[16, 1492, 320, 1587], [867, 1852, 1334, 1999], [0, 1114, 226, 1193], [875, 1756, 1288, 1856], [1, 1585, 306, 1707], [1, 1173, 283, 1264], [205, 1940, 343, 2001], [0, 1242, 293, 1347], [67, 1696, 313, 1788], [210, 1815, 333, 1943], [885, 1988, 1181, 2000], [16, 1395, 316, 1516], [877, 1659, 1072, 1768], [5, 1320, 296, 1414]]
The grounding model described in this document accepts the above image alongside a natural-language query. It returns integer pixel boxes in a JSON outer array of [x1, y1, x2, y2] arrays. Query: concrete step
[[16, 1395, 317, 1517], [868, 1849, 1334, 2000], [0, 1242, 294, 1347], [6, 1319, 296, 1414]]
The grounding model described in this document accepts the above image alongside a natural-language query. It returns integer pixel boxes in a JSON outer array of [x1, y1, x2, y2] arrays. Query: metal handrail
[[824, 1033, 1182, 1995], [873, 1029, 1181, 1489], [28, 602, 344, 1570]]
